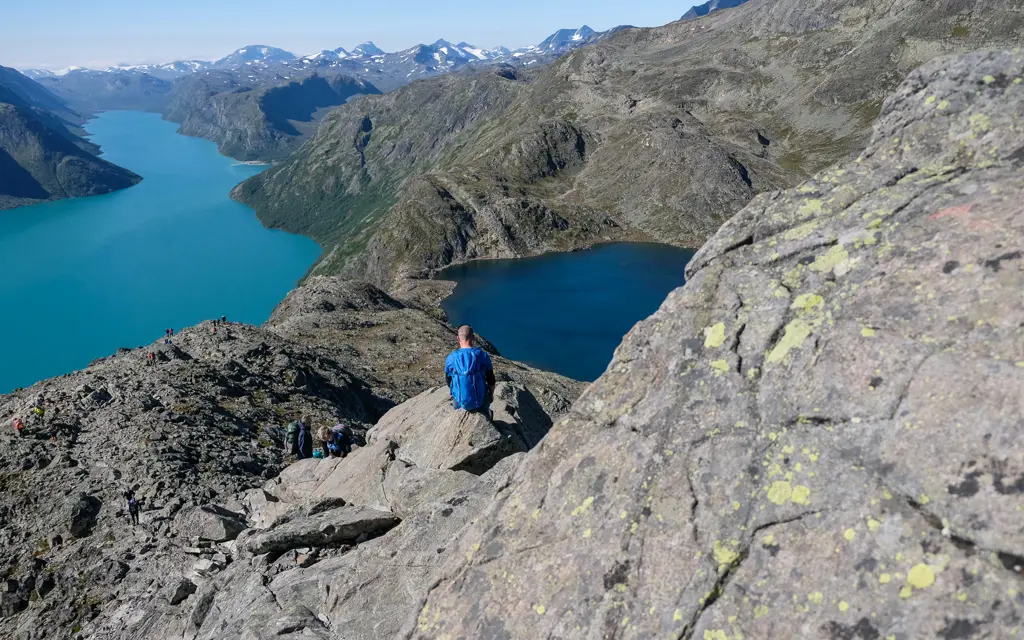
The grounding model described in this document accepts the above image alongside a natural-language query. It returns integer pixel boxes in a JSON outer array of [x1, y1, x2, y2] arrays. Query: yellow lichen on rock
[[704, 323, 727, 348], [907, 563, 936, 589], [767, 481, 793, 505], [809, 245, 850, 274]]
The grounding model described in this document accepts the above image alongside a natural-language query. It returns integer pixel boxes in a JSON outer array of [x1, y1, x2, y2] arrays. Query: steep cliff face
[[0, 103, 141, 211], [406, 49, 1024, 640], [234, 0, 1024, 289]]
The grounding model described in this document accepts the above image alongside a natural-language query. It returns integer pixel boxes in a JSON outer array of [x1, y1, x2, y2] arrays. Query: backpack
[[445, 348, 490, 411], [285, 422, 299, 445], [327, 428, 349, 453]]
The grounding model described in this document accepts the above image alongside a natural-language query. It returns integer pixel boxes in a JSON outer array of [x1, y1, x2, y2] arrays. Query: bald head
[[457, 325, 475, 348]]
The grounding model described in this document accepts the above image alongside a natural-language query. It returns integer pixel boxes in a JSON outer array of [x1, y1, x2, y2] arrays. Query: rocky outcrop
[[370, 384, 551, 473], [239, 506, 399, 556], [109, 377, 558, 640], [0, 277, 580, 639], [172, 504, 247, 542], [404, 49, 1024, 639], [266, 275, 585, 412], [233, 0, 1024, 289]]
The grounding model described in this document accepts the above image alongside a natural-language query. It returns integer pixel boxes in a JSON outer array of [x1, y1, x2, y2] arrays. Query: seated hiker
[[326, 424, 352, 458], [297, 416, 314, 460], [445, 325, 495, 417]]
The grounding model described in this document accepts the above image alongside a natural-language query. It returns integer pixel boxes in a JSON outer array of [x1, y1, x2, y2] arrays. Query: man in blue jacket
[[445, 325, 496, 418]]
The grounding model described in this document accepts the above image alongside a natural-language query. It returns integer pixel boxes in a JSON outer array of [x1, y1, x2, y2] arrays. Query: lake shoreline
[[437, 242, 695, 382], [0, 111, 320, 393]]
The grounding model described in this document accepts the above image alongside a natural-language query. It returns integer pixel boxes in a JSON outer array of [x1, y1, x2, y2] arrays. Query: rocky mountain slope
[[0, 278, 580, 639], [0, 67, 141, 211], [405, 47, 1024, 640], [1, 45, 1022, 640], [682, 0, 750, 19], [233, 0, 1024, 291], [163, 73, 380, 161]]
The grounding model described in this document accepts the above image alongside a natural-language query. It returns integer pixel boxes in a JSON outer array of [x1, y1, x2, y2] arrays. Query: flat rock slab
[[172, 504, 247, 542], [241, 506, 398, 556]]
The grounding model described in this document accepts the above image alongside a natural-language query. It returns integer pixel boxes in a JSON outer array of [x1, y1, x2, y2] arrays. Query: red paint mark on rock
[[929, 204, 973, 221]]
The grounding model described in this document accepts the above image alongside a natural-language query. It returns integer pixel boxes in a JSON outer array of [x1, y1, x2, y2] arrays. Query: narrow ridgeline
[[0, 279, 580, 639]]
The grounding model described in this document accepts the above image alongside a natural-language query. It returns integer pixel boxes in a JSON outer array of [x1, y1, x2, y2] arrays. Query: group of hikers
[[284, 324, 496, 461], [10, 398, 55, 440], [146, 316, 230, 363], [285, 418, 354, 460]]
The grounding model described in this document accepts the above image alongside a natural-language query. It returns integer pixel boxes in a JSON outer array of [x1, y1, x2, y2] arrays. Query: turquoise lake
[[0, 111, 320, 393], [440, 243, 695, 382]]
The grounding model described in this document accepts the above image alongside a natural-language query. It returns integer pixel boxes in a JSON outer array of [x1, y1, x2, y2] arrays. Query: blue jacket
[[445, 348, 495, 411]]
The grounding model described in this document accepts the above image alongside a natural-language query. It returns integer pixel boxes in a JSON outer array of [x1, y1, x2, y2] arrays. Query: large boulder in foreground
[[406, 50, 1024, 639], [371, 383, 550, 474], [258, 383, 552, 515]]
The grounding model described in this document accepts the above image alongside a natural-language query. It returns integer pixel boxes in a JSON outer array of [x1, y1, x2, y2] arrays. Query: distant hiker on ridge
[[445, 325, 495, 419], [124, 490, 141, 526]]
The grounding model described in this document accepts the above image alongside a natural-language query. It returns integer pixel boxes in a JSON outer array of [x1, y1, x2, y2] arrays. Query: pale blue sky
[[3, 0, 698, 70]]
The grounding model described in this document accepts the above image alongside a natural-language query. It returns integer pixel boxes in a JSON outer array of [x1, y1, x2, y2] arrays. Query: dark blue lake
[[440, 243, 695, 382], [0, 111, 321, 393]]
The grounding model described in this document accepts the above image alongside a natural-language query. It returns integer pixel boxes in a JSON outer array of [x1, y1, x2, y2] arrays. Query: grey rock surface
[[405, 49, 1024, 640], [172, 504, 247, 542], [240, 505, 399, 556], [370, 384, 547, 474], [0, 284, 580, 639]]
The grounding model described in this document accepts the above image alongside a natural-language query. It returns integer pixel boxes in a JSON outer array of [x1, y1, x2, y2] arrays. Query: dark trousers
[[130, 511, 139, 525], [453, 399, 492, 420]]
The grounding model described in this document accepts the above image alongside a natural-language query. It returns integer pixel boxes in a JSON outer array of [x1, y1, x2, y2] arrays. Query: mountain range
[[1, 25, 1023, 640], [22, 25, 631, 89], [16, 25, 641, 163]]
